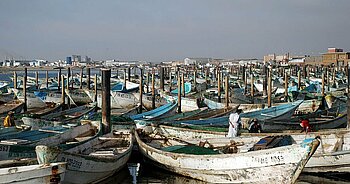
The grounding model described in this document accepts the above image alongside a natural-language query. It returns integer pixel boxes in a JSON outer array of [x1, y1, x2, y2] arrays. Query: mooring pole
[[160, 67, 164, 91], [218, 67, 221, 103], [347, 62, 350, 129], [263, 65, 267, 96], [194, 69, 197, 92], [177, 71, 182, 113], [94, 74, 98, 103], [182, 73, 185, 97], [61, 75, 65, 107], [13, 71, 17, 89], [101, 69, 111, 134], [35, 71, 39, 89], [251, 71, 254, 98], [46, 71, 49, 90], [298, 70, 301, 90], [169, 71, 173, 92], [87, 67, 91, 90], [139, 68, 143, 113], [58, 68, 61, 91], [128, 67, 131, 81], [66, 68, 70, 108], [225, 76, 229, 108], [284, 72, 288, 102], [146, 72, 150, 93], [80, 68, 83, 89], [268, 68, 272, 108], [124, 69, 127, 91], [152, 70, 155, 109], [322, 73, 325, 97], [23, 68, 27, 112]]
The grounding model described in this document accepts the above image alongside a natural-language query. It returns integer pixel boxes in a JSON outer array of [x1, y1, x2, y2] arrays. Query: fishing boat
[[260, 104, 347, 132], [171, 82, 191, 95], [0, 121, 101, 160], [155, 124, 350, 173], [24, 102, 63, 118], [240, 100, 303, 122], [134, 108, 208, 128], [130, 101, 177, 121], [40, 103, 97, 122], [0, 100, 25, 116], [51, 129, 133, 184], [0, 161, 66, 183], [133, 93, 167, 110], [85, 89, 138, 109], [136, 126, 320, 183], [178, 105, 239, 121]]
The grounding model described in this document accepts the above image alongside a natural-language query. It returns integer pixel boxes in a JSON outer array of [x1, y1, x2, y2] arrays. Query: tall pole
[[61, 75, 65, 106], [67, 67, 71, 91], [284, 72, 288, 102], [152, 70, 155, 109], [46, 71, 49, 90], [177, 71, 182, 113], [13, 71, 17, 89], [101, 69, 111, 134], [23, 68, 27, 112], [58, 68, 61, 91], [80, 68, 83, 89], [322, 73, 325, 97], [139, 68, 143, 113], [347, 62, 350, 129], [94, 74, 98, 103], [263, 65, 267, 96], [298, 70, 301, 90], [169, 71, 173, 92], [193, 69, 197, 92], [35, 71, 39, 89], [146, 72, 150, 93], [128, 67, 131, 81], [326, 67, 330, 92], [250, 71, 254, 98], [66, 68, 70, 108], [87, 67, 91, 90], [160, 67, 164, 91], [268, 68, 272, 108], [225, 76, 229, 108], [218, 68, 221, 103], [182, 73, 185, 97], [124, 69, 127, 91]]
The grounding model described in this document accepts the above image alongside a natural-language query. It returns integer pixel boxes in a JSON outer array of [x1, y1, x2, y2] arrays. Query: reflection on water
[[100, 152, 350, 184]]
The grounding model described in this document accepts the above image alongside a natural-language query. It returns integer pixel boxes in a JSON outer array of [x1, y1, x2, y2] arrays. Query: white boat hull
[[0, 162, 66, 184]]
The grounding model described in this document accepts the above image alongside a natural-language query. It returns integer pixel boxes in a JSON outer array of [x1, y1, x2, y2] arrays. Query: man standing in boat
[[228, 109, 242, 137], [3, 111, 15, 127]]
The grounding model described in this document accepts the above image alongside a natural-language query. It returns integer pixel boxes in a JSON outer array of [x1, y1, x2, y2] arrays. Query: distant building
[[322, 47, 350, 66], [2, 59, 47, 66], [184, 58, 212, 65], [66, 57, 72, 65]]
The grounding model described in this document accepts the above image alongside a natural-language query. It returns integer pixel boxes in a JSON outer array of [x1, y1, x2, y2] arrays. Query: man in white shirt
[[227, 109, 242, 137]]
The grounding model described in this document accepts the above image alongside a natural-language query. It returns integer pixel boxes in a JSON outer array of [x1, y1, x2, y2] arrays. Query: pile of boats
[[0, 65, 348, 183]]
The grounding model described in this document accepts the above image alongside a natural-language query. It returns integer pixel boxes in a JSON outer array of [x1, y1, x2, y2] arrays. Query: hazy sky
[[0, 0, 349, 62]]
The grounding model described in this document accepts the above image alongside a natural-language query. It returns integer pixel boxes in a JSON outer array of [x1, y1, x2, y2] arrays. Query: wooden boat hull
[[56, 131, 133, 184], [153, 125, 350, 173], [0, 162, 66, 184], [0, 122, 100, 160], [0, 100, 25, 116], [136, 128, 319, 183]]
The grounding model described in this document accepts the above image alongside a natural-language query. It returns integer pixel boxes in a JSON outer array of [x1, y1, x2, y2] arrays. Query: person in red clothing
[[300, 118, 311, 133]]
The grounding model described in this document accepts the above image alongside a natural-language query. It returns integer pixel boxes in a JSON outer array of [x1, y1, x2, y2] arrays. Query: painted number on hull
[[60, 157, 82, 169], [0, 146, 9, 152], [254, 155, 285, 165]]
